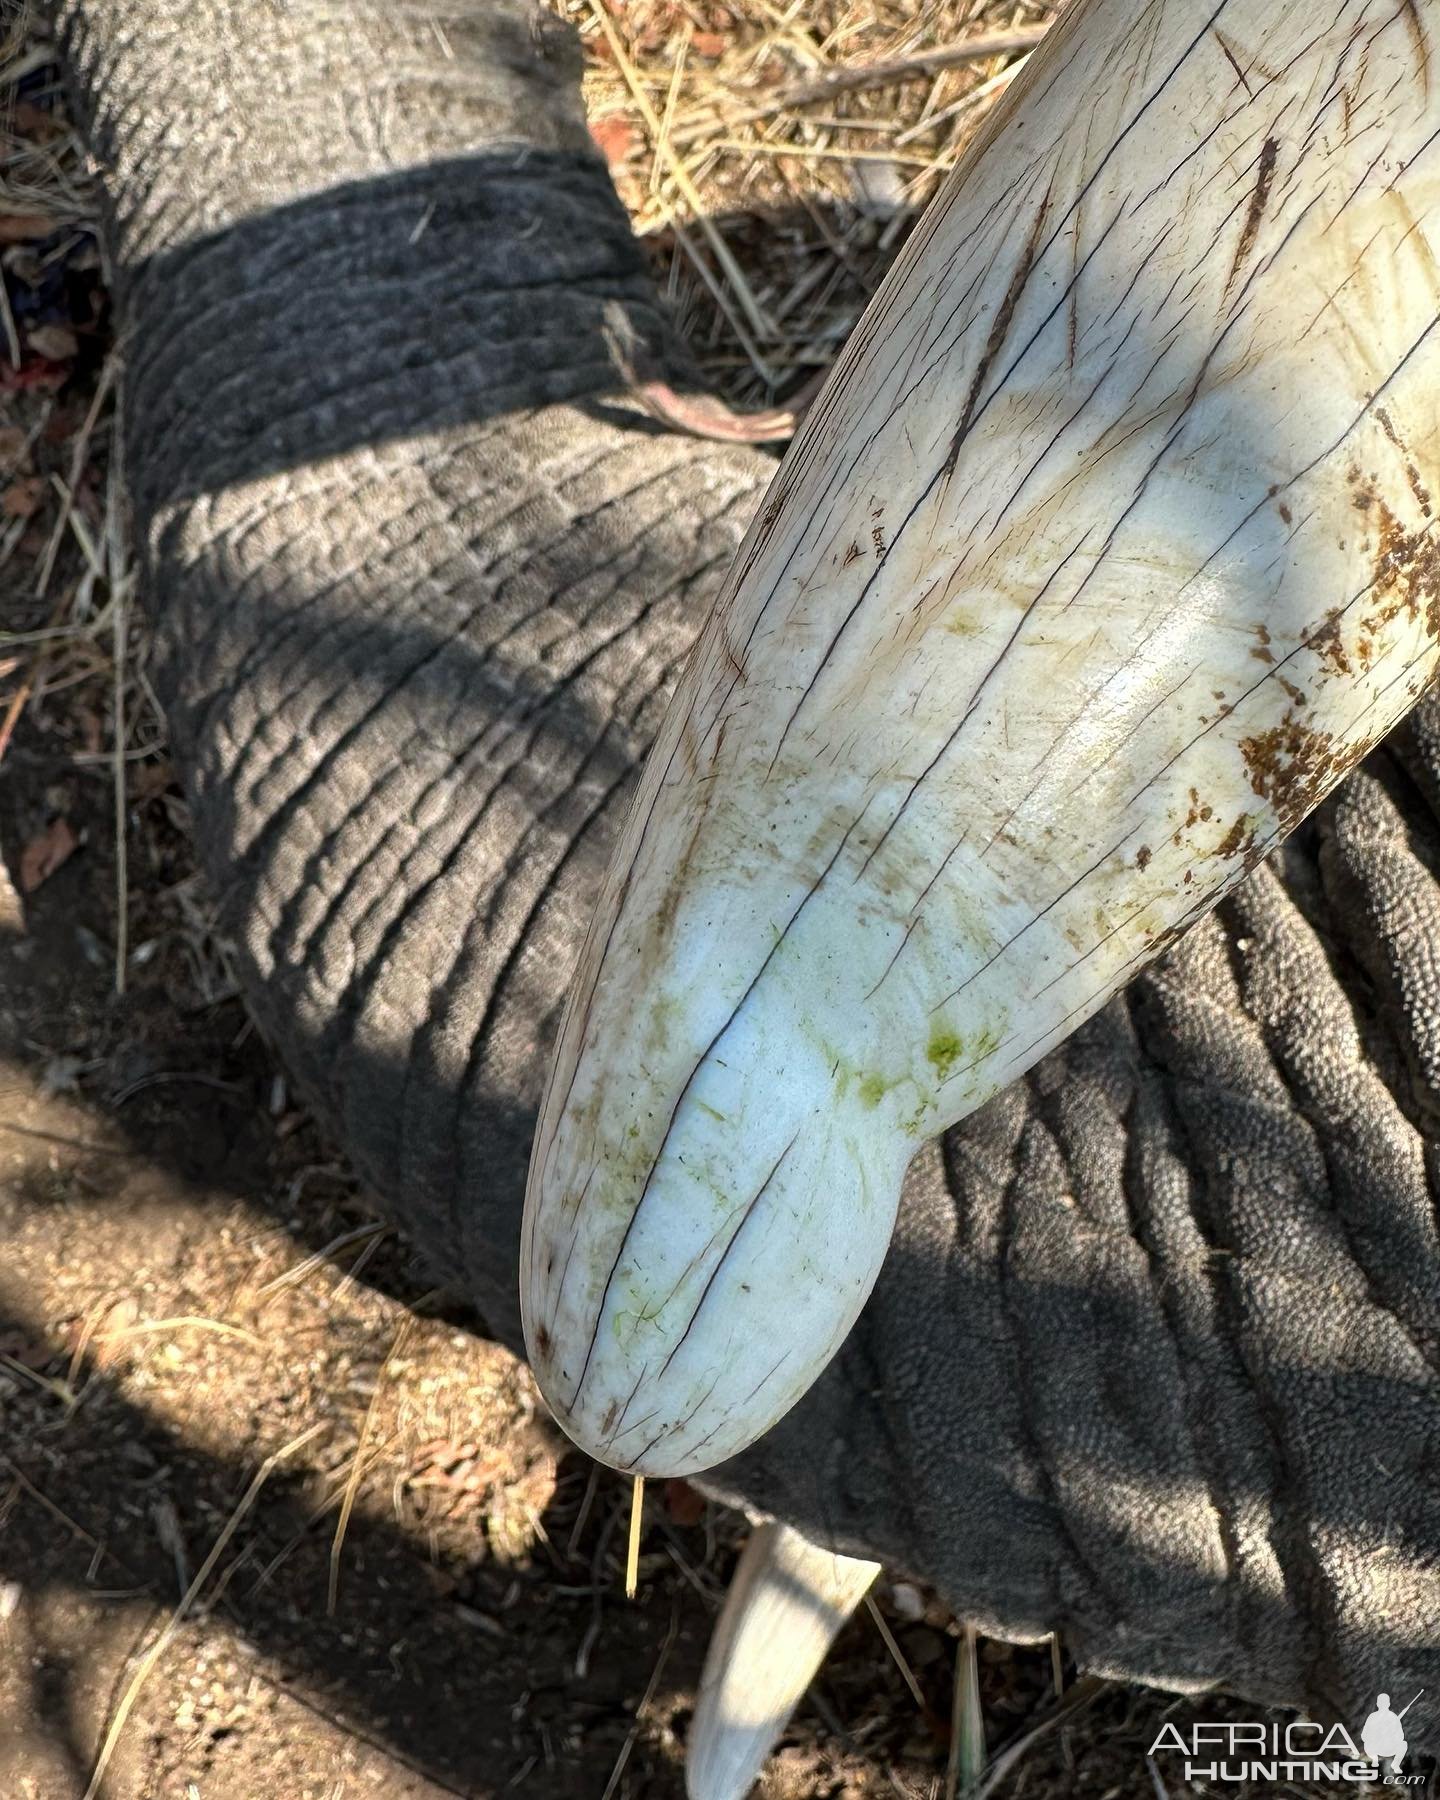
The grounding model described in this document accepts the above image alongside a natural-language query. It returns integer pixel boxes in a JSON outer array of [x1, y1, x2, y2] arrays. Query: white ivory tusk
[[686, 1521, 881, 1800], [523, 0, 1440, 1476]]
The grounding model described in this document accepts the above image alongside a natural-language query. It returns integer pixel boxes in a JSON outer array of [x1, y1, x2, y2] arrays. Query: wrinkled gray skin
[[54, 0, 1439, 1740]]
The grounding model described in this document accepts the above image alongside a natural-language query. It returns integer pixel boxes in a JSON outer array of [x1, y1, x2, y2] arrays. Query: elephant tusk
[[686, 1522, 881, 1800], [522, 0, 1440, 1476]]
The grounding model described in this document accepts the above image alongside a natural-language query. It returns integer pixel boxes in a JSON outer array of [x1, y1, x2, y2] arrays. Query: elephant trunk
[[51, 0, 774, 1346]]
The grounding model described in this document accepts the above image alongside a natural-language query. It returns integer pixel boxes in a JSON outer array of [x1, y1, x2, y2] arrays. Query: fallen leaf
[[19, 816, 79, 892], [11, 102, 62, 140], [26, 323, 78, 361], [590, 115, 634, 168], [0, 212, 54, 243], [663, 1478, 706, 1526], [2, 475, 46, 519], [0, 423, 31, 470], [0, 360, 66, 395]]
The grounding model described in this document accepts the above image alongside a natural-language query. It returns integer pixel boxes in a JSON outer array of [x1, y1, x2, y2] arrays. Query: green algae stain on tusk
[[926, 1029, 966, 1079], [521, 0, 1440, 1478]]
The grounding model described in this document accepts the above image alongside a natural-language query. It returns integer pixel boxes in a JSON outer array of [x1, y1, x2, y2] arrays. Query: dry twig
[[329, 1319, 414, 1614], [708, 23, 1049, 127]]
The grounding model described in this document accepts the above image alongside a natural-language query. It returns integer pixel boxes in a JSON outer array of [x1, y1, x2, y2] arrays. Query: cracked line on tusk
[[522, 0, 1440, 1477]]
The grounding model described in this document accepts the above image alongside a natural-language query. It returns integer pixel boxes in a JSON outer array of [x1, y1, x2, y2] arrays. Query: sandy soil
[[0, 720, 1100, 1795]]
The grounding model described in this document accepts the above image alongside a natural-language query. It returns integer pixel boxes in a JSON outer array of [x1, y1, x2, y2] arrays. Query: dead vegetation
[[554, 0, 1056, 410]]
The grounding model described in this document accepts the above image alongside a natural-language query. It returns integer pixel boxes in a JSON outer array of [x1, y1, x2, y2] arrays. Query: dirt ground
[[1, 2, 1428, 1797]]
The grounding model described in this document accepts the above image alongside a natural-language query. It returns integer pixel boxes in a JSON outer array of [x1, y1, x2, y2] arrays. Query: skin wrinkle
[[237, 446, 695, 971], [1169, 1227, 1289, 1683], [837, 1289, 917, 1573], [222, 525, 446, 770], [1038, 1046, 1220, 1594], [1228, 880, 1440, 1381], [227, 423, 623, 727], [137, 293, 643, 488], [158, 347, 639, 528], [1212, 1188, 1363, 1710], [289, 456, 717, 999], [996, 1117, 1121, 1628], [115, 175, 672, 493], [1195, 878, 1425, 1692], [1113, 1024, 1244, 1627], [174, 444, 501, 749], [925, 1124, 1053, 1610], [1127, 953, 1332, 1699], [125, 194, 644, 393]]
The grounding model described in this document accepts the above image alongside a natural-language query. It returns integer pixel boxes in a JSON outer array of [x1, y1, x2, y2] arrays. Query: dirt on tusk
[[522, 0, 1440, 1477]]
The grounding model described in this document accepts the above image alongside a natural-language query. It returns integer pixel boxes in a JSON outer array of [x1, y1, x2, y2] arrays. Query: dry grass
[[0, 0, 90, 225], [550, 0, 1061, 404], [1, 0, 152, 1016]]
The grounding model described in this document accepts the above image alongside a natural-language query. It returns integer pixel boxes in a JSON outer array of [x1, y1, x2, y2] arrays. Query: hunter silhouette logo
[[1363, 1694, 1422, 1776], [1148, 1691, 1427, 1786]]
